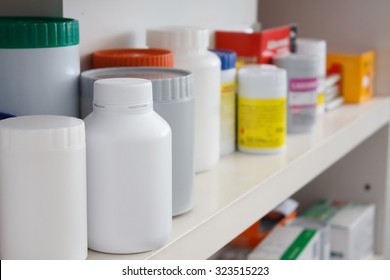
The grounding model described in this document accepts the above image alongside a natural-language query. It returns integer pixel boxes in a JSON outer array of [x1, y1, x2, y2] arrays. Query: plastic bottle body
[[0, 17, 80, 117], [210, 49, 238, 156], [85, 79, 172, 253], [147, 27, 221, 173], [0, 46, 80, 117], [86, 111, 172, 253], [174, 51, 221, 172], [238, 65, 287, 154], [220, 67, 237, 155], [154, 100, 194, 216], [296, 39, 327, 115], [0, 116, 87, 260], [81, 68, 193, 216], [274, 55, 319, 134]]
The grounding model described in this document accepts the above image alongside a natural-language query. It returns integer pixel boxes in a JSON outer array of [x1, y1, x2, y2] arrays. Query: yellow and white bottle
[[238, 65, 287, 154]]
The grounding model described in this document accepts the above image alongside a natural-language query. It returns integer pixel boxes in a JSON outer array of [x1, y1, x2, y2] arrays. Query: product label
[[280, 229, 317, 260], [290, 78, 317, 92], [238, 96, 286, 149], [266, 38, 290, 51], [289, 78, 318, 109], [221, 82, 236, 148]]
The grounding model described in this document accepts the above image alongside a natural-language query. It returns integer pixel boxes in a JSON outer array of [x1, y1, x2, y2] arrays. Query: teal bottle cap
[[0, 16, 79, 48]]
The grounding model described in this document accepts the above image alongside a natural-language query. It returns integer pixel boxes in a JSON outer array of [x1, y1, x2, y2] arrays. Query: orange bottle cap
[[92, 48, 173, 68]]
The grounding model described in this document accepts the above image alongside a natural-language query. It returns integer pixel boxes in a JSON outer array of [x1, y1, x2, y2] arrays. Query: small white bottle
[[147, 27, 221, 173], [81, 67, 194, 216], [238, 65, 287, 154], [85, 78, 172, 254], [0, 115, 87, 259]]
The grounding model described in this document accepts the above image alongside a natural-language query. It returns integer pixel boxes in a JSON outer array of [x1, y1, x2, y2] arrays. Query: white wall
[[259, 0, 390, 96], [0, 0, 258, 70], [63, 0, 258, 69]]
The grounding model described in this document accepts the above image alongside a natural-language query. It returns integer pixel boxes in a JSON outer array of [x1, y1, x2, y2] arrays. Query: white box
[[302, 200, 376, 260], [329, 203, 375, 260], [247, 226, 321, 260], [288, 217, 331, 260]]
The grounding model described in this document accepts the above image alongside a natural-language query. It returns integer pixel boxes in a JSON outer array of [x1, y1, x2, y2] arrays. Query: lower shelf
[[88, 97, 390, 260]]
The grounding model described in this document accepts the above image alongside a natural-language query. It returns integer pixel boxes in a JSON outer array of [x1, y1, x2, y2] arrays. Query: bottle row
[[0, 16, 375, 259]]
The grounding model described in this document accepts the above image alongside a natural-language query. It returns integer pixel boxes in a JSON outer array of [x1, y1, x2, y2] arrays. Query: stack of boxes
[[217, 199, 375, 260]]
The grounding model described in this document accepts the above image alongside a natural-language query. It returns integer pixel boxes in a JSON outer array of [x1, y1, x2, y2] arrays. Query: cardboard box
[[215, 25, 290, 64], [288, 217, 331, 260], [329, 203, 375, 259], [247, 226, 321, 260], [327, 50, 375, 103], [302, 200, 375, 260]]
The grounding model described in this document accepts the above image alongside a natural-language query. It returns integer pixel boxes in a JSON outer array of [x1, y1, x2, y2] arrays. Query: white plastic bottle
[[0, 115, 87, 259], [238, 65, 287, 154], [274, 54, 319, 134], [147, 27, 221, 173], [81, 67, 194, 216], [210, 49, 237, 156], [84, 78, 172, 254], [0, 17, 80, 117], [296, 38, 327, 115]]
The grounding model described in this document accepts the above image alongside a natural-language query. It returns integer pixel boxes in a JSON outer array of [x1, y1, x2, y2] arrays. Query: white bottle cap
[[238, 65, 287, 99], [296, 38, 326, 77], [0, 115, 85, 151], [146, 26, 209, 50], [93, 78, 153, 108]]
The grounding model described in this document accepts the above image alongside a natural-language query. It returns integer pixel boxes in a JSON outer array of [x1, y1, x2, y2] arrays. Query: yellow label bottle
[[238, 65, 287, 154], [210, 49, 237, 156], [238, 96, 286, 149]]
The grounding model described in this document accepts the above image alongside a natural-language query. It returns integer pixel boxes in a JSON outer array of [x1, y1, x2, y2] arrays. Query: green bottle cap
[[0, 16, 79, 48]]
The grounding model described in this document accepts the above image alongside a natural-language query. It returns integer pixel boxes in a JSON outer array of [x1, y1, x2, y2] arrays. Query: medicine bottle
[[296, 39, 327, 115], [238, 65, 287, 154], [81, 67, 193, 216], [0, 17, 80, 117], [0, 115, 87, 259], [210, 49, 237, 156], [147, 27, 221, 173], [85, 78, 172, 253], [274, 54, 319, 133], [92, 48, 173, 68]]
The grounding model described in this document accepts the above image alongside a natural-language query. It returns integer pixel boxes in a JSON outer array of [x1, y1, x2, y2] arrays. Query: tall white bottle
[[85, 78, 172, 254], [147, 27, 221, 173], [0, 115, 87, 259]]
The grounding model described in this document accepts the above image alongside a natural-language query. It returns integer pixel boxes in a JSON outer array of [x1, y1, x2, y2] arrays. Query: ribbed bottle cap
[[238, 65, 287, 98], [0, 115, 85, 151], [92, 48, 174, 68], [93, 78, 153, 107], [146, 26, 209, 50], [82, 67, 192, 103], [209, 49, 237, 70], [0, 16, 79, 48]]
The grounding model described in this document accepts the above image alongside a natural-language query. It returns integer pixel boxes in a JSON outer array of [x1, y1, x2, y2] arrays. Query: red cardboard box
[[215, 25, 290, 64]]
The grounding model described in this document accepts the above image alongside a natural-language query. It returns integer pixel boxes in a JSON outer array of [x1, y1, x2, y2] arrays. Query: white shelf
[[87, 97, 390, 260]]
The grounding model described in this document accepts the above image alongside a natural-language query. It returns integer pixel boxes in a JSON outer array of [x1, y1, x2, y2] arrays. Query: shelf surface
[[88, 97, 390, 260]]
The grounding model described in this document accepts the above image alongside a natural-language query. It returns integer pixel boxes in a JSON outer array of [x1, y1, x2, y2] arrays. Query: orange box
[[326, 50, 375, 103]]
